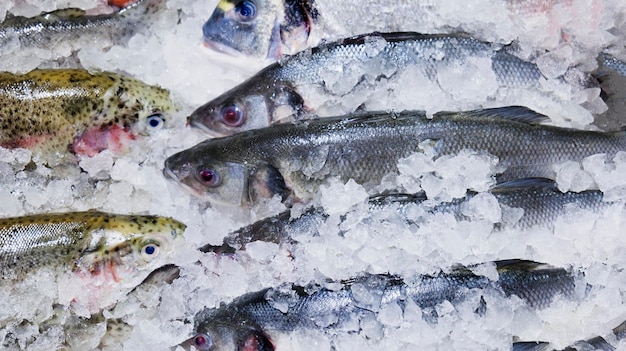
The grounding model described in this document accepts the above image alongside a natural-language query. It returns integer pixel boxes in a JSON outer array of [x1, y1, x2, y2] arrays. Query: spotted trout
[[164, 106, 626, 207], [181, 260, 576, 351], [0, 68, 176, 163], [0, 211, 185, 312], [199, 178, 612, 254]]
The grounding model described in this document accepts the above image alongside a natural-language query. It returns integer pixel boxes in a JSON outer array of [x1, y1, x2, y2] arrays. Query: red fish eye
[[235, 1, 257, 21], [220, 105, 245, 127], [193, 333, 213, 350], [196, 168, 221, 187]]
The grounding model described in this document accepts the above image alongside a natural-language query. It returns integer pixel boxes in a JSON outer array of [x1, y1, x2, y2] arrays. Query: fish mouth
[[203, 38, 245, 57], [186, 115, 226, 137]]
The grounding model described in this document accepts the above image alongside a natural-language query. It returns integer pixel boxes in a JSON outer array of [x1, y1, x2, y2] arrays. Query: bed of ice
[[2, 0, 626, 350]]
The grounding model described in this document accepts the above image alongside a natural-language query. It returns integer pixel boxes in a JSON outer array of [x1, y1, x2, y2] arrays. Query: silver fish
[[199, 178, 611, 254], [165, 106, 626, 207], [593, 53, 626, 131], [189, 32, 591, 137], [0, 0, 166, 50], [181, 260, 577, 351]]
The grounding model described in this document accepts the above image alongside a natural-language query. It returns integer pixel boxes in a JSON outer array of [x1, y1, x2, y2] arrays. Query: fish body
[[165, 106, 626, 206], [0, 0, 166, 51], [183, 260, 576, 350], [0, 211, 185, 281], [189, 32, 584, 137], [0, 68, 176, 162], [200, 179, 610, 253]]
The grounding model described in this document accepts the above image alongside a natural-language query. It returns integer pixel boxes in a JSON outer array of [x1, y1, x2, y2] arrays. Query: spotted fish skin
[[0, 211, 185, 280], [0, 0, 167, 50], [0, 69, 176, 161]]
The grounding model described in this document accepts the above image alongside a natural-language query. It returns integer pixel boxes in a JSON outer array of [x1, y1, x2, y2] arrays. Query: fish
[[0, 211, 185, 312], [0, 68, 176, 163], [0, 0, 167, 51], [181, 260, 577, 351], [199, 178, 612, 254], [593, 53, 626, 131], [164, 106, 626, 207], [188, 32, 593, 137], [201, 0, 609, 60]]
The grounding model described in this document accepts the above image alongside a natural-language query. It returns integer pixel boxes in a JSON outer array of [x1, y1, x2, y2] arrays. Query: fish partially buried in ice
[[0, 68, 176, 164], [164, 106, 626, 207], [199, 178, 612, 254], [0, 0, 168, 52], [189, 32, 592, 137], [181, 260, 576, 351], [0, 211, 185, 312]]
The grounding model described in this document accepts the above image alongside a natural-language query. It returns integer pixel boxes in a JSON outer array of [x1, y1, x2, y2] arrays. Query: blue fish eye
[[147, 114, 164, 130], [235, 1, 257, 21], [193, 333, 213, 350], [141, 243, 159, 257]]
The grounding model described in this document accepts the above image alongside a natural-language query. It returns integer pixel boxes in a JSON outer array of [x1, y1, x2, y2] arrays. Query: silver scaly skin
[[189, 32, 586, 137], [199, 178, 612, 254], [165, 106, 626, 207], [181, 260, 577, 351], [0, 0, 167, 50]]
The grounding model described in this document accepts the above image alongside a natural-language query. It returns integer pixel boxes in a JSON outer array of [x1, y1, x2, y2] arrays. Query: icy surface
[[0, 0, 626, 350]]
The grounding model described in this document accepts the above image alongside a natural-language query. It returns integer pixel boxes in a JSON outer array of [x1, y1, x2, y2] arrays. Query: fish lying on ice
[[0, 0, 167, 52], [0, 211, 185, 313], [201, 0, 612, 60], [0, 68, 176, 164], [165, 106, 626, 207], [189, 32, 596, 137], [181, 260, 577, 350], [199, 178, 612, 254]]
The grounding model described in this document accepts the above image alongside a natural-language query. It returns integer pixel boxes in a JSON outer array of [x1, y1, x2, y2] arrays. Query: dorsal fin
[[437, 106, 550, 125], [43, 8, 87, 20], [494, 259, 554, 272], [491, 177, 558, 192]]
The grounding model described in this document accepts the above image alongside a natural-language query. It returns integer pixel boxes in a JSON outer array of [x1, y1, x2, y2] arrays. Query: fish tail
[[591, 53, 626, 130]]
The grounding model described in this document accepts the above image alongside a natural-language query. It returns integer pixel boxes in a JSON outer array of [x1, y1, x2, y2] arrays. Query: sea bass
[[0, 0, 166, 51], [0, 68, 176, 163], [189, 32, 594, 137], [181, 260, 576, 351], [199, 178, 611, 254], [0, 211, 185, 312], [202, 0, 610, 60], [164, 106, 626, 207]]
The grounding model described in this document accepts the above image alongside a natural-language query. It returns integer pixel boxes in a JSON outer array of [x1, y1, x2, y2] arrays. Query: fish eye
[[234, 1, 257, 21], [193, 333, 213, 350], [220, 105, 245, 127], [147, 113, 165, 130], [141, 242, 160, 259], [195, 168, 221, 187]]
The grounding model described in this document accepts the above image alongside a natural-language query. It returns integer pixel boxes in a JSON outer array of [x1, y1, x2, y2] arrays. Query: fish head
[[80, 215, 186, 282], [180, 326, 274, 351], [124, 81, 178, 137], [163, 147, 253, 206], [202, 0, 283, 59], [189, 77, 306, 136]]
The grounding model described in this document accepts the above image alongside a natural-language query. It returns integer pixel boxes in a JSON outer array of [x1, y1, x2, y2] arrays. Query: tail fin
[[592, 52, 626, 131]]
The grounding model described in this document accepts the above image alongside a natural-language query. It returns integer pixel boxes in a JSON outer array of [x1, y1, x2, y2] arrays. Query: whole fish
[[0, 211, 185, 312], [164, 106, 626, 207], [199, 178, 611, 254], [202, 0, 608, 60], [181, 260, 576, 351], [0, 0, 166, 51], [189, 32, 592, 137], [0, 69, 176, 162]]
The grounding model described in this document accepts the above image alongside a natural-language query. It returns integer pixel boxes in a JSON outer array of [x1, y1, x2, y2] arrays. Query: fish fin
[[494, 259, 555, 272], [280, 0, 317, 53], [592, 53, 626, 131], [331, 32, 476, 48], [250, 163, 292, 205], [438, 106, 550, 125], [511, 342, 551, 351], [491, 178, 558, 192], [270, 84, 308, 121], [118, 0, 166, 19], [42, 8, 87, 20]]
